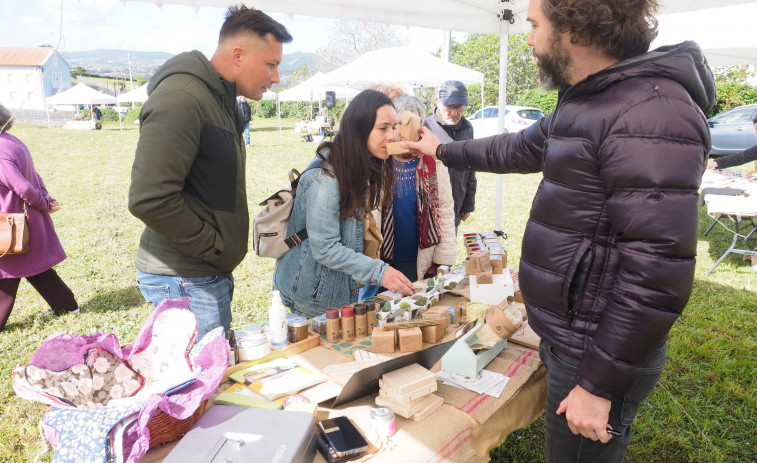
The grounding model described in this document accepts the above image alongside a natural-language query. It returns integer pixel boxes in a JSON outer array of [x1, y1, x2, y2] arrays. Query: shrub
[[517, 88, 558, 115], [710, 82, 757, 117]]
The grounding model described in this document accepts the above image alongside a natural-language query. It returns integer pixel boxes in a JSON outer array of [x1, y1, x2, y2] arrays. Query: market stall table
[[700, 170, 757, 274], [141, 295, 547, 463]]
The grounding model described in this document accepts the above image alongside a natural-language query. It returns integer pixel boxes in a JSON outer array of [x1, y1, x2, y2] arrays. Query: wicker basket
[[146, 398, 209, 448]]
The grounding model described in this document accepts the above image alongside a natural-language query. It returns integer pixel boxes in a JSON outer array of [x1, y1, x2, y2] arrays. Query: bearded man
[[405, 0, 715, 461]]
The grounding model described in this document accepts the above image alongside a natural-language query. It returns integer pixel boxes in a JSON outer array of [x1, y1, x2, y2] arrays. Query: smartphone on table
[[317, 416, 369, 458]]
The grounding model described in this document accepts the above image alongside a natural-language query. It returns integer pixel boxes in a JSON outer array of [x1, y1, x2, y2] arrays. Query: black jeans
[[539, 340, 667, 463]]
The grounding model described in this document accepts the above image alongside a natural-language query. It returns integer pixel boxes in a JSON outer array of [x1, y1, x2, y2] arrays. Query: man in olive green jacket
[[129, 6, 291, 339]]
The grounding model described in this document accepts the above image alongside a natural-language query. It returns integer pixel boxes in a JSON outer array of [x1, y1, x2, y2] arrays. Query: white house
[[0, 47, 72, 110]]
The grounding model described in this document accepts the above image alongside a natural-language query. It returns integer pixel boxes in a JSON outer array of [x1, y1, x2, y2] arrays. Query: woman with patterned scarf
[[362, 94, 456, 300]]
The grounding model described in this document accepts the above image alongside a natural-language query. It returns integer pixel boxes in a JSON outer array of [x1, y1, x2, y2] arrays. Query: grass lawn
[[0, 119, 755, 462]]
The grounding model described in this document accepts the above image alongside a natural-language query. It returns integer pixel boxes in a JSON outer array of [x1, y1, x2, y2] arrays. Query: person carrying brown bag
[[0, 103, 78, 332]]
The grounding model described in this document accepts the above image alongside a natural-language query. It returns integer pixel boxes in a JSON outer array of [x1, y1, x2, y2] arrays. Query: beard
[[534, 31, 572, 92]]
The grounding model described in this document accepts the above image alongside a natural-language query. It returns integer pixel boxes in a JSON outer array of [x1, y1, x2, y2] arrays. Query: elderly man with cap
[[423, 80, 475, 231]]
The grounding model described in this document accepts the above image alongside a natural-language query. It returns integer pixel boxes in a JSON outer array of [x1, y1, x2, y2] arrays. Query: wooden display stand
[[441, 323, 508, 378]]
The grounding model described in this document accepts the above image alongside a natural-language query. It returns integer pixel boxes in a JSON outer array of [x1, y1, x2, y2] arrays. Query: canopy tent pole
[[494, 18, 510, 236]]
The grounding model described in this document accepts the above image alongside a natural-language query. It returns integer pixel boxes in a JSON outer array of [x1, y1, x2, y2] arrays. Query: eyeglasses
[[444, 105, 466, 114]]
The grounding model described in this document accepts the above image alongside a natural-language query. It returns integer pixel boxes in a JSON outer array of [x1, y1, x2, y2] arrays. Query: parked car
[[708, 104, 757, 156], [468, 105, 544, 139]]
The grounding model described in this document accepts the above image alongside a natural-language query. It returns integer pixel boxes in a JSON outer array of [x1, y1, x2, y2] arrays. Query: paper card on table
[[436, 369, 509, 397], [214, 383, 284, 409], [229, 358, 325, 401]]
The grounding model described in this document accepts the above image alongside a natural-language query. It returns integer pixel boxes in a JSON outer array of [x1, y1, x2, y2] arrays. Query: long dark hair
[[318, 90, 395, 220]]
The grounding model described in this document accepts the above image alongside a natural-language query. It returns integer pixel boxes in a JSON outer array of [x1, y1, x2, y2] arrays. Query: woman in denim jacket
[[274, 90, 414, 318]]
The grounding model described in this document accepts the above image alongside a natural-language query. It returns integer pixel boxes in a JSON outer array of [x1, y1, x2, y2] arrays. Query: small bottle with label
[[366, 301, 378, 332], [326, 307, 340, 343], [354, 304, 367, 338], [340, 305, 355, 341]]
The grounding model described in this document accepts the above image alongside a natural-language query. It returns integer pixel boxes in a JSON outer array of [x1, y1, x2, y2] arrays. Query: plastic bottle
[[267, 290, 289, 349]]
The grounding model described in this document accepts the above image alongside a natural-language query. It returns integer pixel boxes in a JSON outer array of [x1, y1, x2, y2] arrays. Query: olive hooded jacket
[[129, 51, 248, 277]]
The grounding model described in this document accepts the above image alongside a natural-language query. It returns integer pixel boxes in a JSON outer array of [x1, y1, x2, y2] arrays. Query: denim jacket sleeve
[[304, 171, 388, 286]]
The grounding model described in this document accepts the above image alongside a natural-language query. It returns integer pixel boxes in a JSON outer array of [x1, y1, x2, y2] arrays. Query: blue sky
[[0, 0, 448, 57]]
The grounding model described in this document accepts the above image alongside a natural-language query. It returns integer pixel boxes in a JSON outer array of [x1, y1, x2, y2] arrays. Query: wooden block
[[371, 327, 395, 353], [476, 270, 493, 284], [420, 324, 445, 344], [411, 394, 444, 422], [397, 327, 423, 352], [376, 391, 440, 419], [382, 363, 435, 392], [378, 385, 433, 406]]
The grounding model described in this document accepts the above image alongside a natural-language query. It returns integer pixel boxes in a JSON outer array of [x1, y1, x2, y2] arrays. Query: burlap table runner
[[434, 343, 542, 424]]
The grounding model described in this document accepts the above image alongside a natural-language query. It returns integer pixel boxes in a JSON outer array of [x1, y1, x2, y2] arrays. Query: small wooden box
[[371, 328, 395, 353], [420, 324, 445, 344], [397, 327, 423, 352]]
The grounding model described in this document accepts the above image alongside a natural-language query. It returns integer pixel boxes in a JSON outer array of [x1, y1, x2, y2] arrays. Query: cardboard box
[[420, 324, 445, 344], [422, 306, 451, 326], [397, 327, 423, 352], [371, 328, 395, 353], [490, 256, 504, 274], [476, 270, 493, 284], [464, 250, 491, 275]]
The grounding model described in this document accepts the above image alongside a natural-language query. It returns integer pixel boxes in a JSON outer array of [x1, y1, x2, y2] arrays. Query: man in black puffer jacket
[[406, 0, 715, 461]]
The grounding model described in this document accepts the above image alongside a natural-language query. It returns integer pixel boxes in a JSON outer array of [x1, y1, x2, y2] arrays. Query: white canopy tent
[[47, 83, 118, 106], [319, 47, 484, 89], [117, 83, 149, 105], [129, 0, 757, 232], [278, 72, 359, 102]]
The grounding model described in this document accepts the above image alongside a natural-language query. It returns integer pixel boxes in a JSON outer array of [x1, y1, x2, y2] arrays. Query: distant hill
[[61, 49, 319, 85], [62, 50, 173, 78]]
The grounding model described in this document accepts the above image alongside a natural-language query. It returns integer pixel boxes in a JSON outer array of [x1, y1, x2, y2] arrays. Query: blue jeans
[[243, 122, 250, 146], [136, 270, 234, 340], [539, 340, 667, 463]]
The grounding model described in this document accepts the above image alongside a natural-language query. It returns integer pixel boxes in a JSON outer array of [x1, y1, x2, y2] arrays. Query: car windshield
[[711, 109, 754, 124]]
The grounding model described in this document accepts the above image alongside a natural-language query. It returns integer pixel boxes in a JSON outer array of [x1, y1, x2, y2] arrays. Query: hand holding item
[[381, 266, 414, 296], [402, 126, 441, 159], [706, 160, 718, 170], [556, 385, 613, 443], [48, 200, 61, 214]]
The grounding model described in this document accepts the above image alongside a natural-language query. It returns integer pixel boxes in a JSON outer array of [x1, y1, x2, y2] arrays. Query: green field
[[0, 119, 755, 462]]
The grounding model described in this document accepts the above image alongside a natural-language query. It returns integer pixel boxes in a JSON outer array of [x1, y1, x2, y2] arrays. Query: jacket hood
[[575, 41, 716, 115], [147, 51, 228, 98]]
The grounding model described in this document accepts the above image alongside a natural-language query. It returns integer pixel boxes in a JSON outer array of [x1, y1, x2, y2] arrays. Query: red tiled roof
[[0, 47, 54, 67]]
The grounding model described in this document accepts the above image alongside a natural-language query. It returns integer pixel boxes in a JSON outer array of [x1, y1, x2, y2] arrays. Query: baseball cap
[[437, 80, 468, 106]]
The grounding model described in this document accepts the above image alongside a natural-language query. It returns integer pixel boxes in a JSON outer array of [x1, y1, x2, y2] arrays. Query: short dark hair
[[319, 90, 395, 220], [753, 114, 757, 125], [542, 0, 659, 60], [220, 5, 292, 44], [0, 103, 13, 132]]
